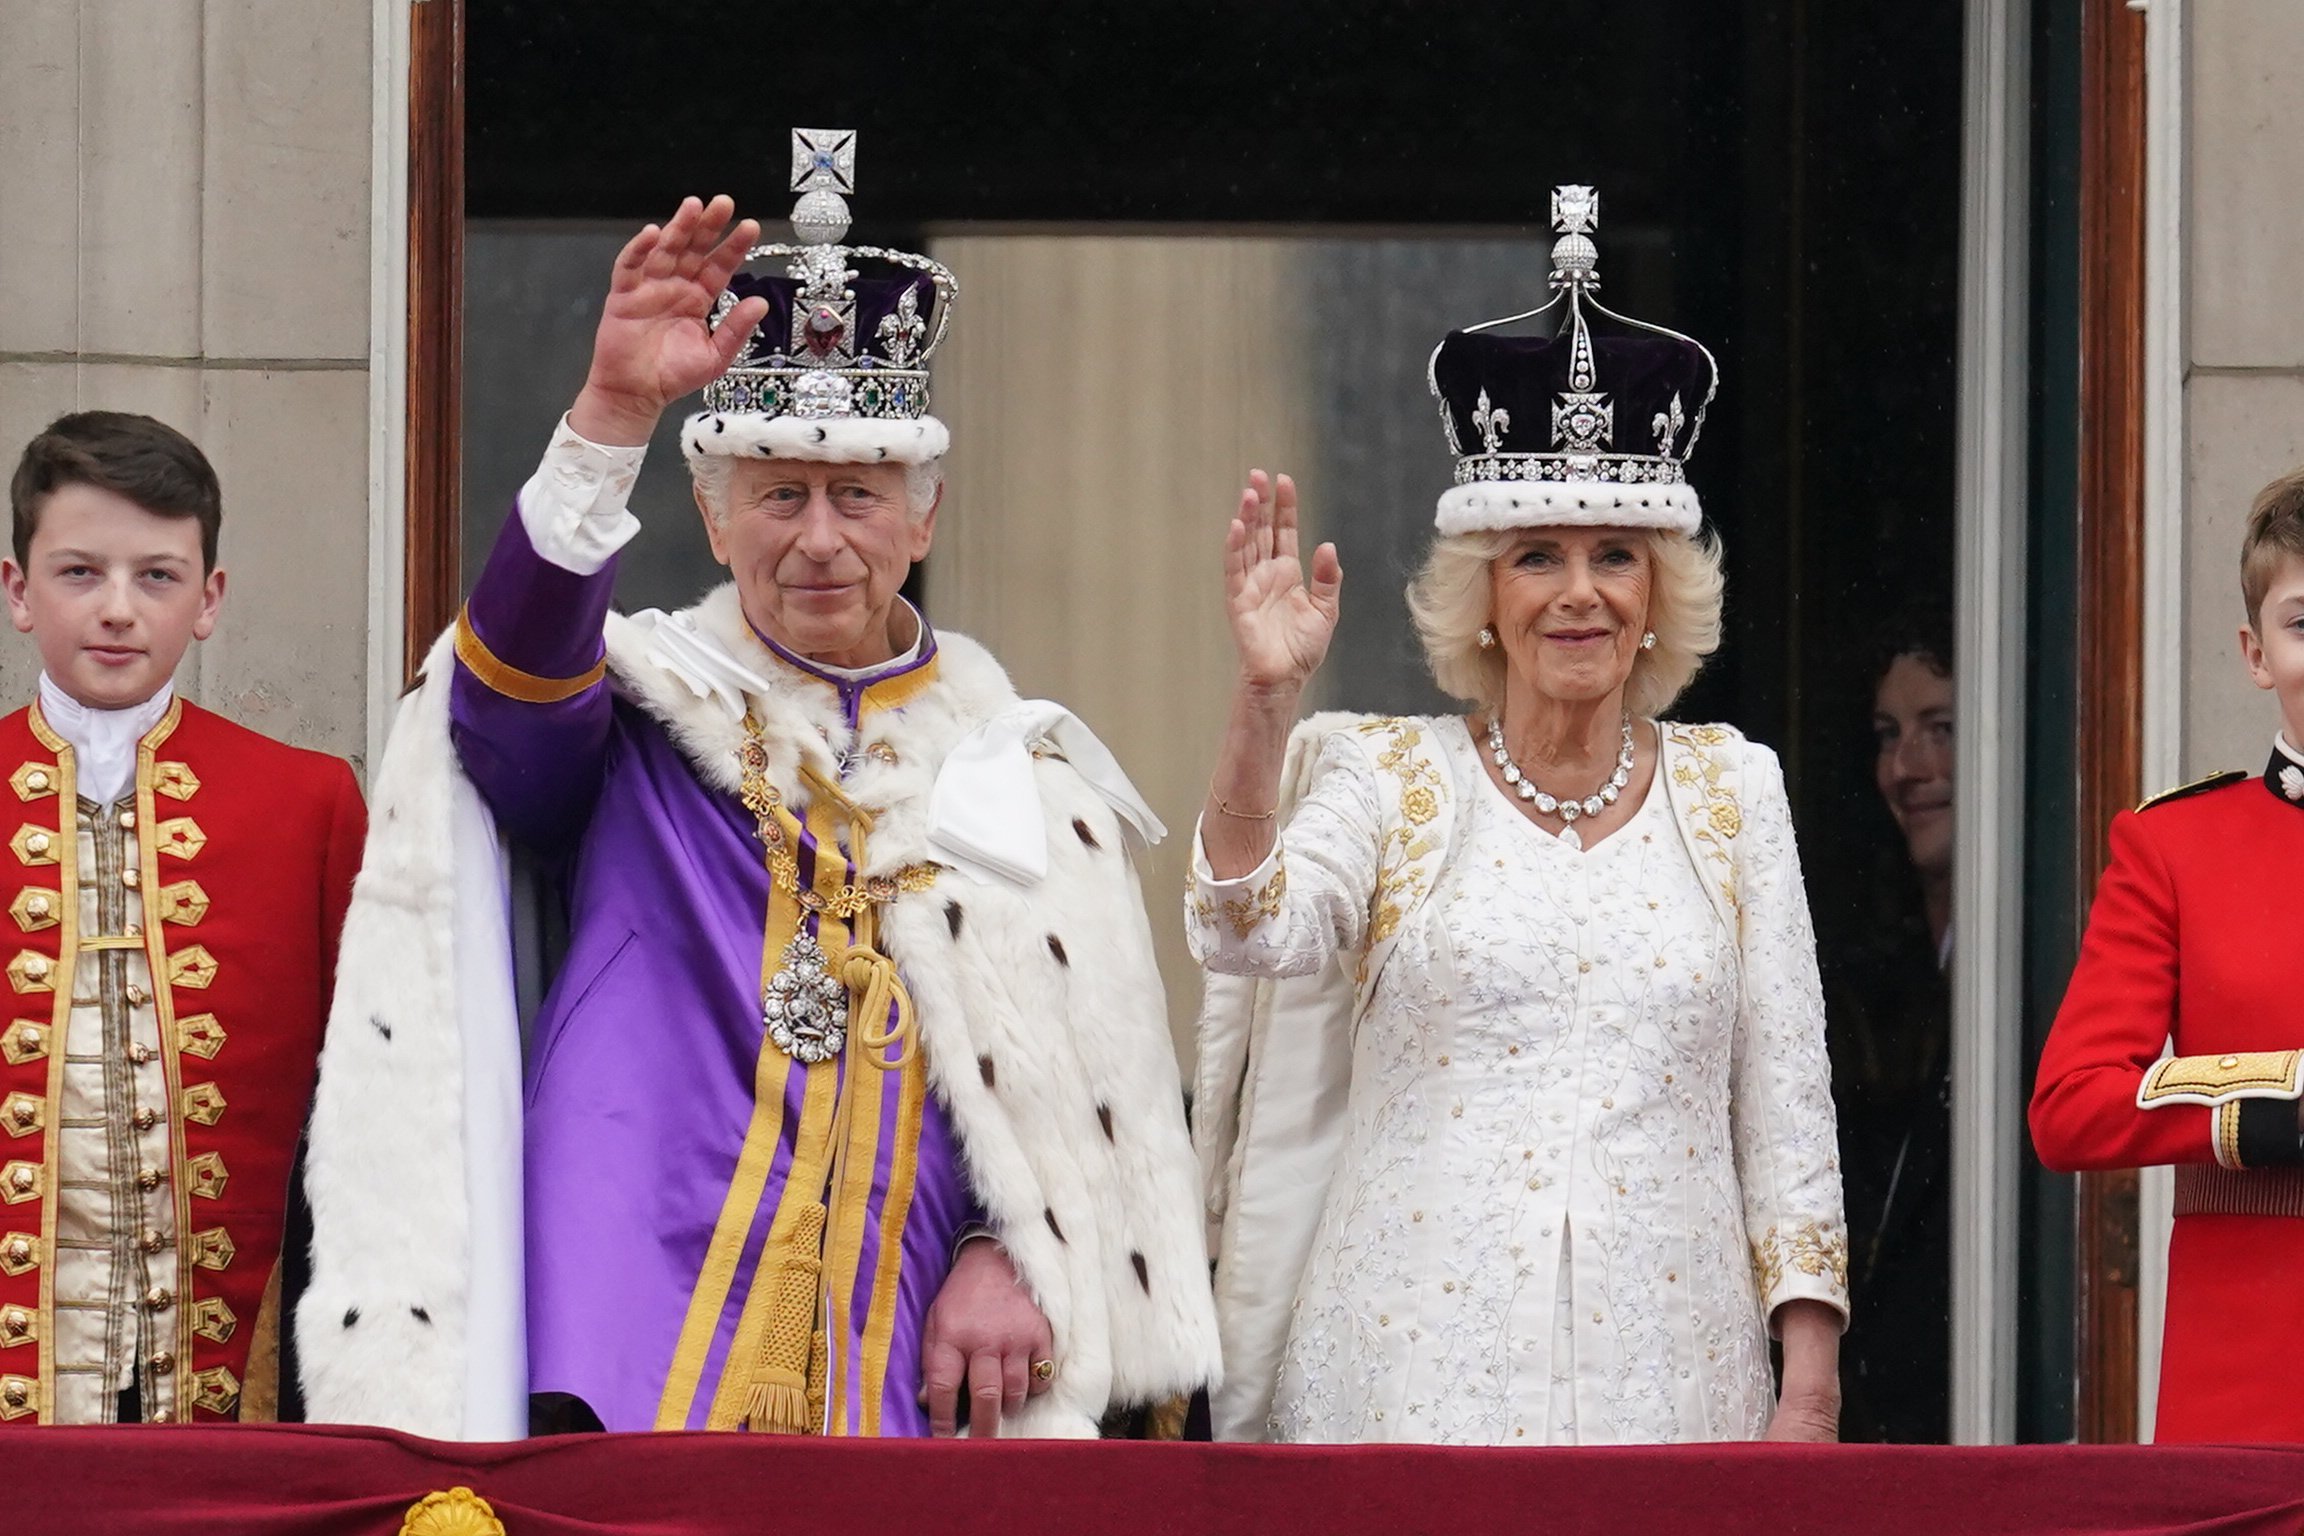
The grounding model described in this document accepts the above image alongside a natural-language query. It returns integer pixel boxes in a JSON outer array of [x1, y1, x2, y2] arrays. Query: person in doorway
[[2031, 465, 2304, 1443], [1189, 186, 1848, 1446], [1826, 608, 1953, 1442], [0, 411, 364, 1425], [296, 133, 1218, 1439]]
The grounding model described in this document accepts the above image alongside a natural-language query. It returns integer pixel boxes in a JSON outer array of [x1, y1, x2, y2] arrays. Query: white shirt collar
[[2276, 732, 2304, 772], [36, 674, 174, 806], [755, 597, 929, 685]]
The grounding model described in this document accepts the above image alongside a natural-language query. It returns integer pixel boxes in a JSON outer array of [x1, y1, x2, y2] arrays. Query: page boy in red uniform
[[2032, 466, 2304, 1443], [0, 412, 363, 1424]]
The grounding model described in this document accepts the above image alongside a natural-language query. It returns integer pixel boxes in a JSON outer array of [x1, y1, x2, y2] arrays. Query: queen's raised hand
[[1225, 470, 1343, 697]]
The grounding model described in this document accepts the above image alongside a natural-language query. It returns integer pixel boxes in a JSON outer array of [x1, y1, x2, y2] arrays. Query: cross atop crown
[[788, 128, 858, 246]]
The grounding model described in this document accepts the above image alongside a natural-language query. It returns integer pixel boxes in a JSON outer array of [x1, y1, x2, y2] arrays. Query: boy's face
[[1, 483, 225, 711], [2242, 553, 2304, 748]]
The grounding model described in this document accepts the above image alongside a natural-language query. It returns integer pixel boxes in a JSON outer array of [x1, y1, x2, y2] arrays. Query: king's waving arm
[[451, 195, 768, 848]]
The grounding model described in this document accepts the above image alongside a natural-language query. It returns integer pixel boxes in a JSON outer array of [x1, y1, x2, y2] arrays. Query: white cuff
[[1191, 818, 1281, 891], [517, 414, 647, 576]]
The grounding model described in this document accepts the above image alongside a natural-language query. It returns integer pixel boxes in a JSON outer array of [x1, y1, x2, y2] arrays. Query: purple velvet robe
[[450, 511, 977, 1435]]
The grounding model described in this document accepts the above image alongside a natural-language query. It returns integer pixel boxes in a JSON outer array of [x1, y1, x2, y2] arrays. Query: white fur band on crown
[[1434, 480, 1702, 537], [681, 411, 951, 466]]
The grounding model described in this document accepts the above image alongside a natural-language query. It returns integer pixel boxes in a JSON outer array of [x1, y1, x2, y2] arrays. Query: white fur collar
[[602, 584, 1022, 876]]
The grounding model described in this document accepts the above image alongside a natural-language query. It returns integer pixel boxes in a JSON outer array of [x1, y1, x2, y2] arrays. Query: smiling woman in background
[[1188, 189, 1848, 1447], [1824, 608, 1955, 1443]]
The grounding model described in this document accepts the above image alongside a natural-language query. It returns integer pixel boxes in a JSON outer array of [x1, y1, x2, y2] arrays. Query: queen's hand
[[1225, 469, 1343, 696]]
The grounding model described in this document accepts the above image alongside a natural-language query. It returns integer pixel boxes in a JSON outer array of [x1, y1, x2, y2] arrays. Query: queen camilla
[[1187, 187, 1849, 1446]]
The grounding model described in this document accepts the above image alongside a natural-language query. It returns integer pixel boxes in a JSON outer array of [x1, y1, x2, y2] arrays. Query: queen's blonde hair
[[1406, 525, 1725, 717]]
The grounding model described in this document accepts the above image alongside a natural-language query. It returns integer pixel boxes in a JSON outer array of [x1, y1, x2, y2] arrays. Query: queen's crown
[[1428, 186, 1718, 518]]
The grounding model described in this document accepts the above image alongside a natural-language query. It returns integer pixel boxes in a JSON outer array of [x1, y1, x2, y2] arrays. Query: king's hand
[[568, 194, 770, 448]]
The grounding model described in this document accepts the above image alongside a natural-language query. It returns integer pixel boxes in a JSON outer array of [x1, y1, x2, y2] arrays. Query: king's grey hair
[[690, 455, 944, 524]]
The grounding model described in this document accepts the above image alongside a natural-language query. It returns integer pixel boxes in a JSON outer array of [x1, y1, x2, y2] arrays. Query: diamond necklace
[[1486, 713, 1635, 848]]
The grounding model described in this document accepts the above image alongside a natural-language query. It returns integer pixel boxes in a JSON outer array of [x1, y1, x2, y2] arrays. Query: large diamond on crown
[[791, 370, 856, 419], [764, 930, 848, 1063]]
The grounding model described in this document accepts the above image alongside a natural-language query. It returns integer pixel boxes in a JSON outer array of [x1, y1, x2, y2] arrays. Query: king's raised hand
[[570, 195, 770, 448], [1225, 470, 1343, 696]]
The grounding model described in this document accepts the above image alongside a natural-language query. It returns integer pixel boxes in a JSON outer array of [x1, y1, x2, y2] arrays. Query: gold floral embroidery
[[1354, 718, 1447, 983], [1220, 865, 1288, 939], [1750, 1221, 1850, 1302], [1667, 723, 1743, 921]]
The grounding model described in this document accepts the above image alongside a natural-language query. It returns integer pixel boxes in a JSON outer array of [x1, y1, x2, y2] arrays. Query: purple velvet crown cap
[[1428, 184, 1719, 537], [1431, 327, 1714, 466], [722, 265, 939, 371]]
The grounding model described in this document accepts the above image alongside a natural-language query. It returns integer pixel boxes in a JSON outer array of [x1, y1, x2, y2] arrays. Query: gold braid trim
[[453, 605, 608, 704]]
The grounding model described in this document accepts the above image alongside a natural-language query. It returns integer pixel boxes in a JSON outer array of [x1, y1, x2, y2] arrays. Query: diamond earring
[[1641, 631, 1658, 651], [1478, 627, 1497, 649]]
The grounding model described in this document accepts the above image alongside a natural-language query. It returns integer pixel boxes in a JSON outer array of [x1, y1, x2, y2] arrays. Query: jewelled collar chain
[[738, 717, 939, 918], [738, 714, 937, 1069]]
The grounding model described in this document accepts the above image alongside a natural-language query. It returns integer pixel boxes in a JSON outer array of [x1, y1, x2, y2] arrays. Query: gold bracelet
[[1211, 791, 1277, 822]]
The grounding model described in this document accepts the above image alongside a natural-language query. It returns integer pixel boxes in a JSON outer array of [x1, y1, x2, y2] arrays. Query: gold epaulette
[[2135, 770, 2247, 812]]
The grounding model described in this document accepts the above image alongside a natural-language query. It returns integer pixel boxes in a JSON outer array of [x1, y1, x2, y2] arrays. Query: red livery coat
[[2031, 774, 2304, 1444], [0, 697, 362, 1423]]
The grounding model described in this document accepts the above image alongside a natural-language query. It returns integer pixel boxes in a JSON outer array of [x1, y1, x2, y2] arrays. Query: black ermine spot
[[1047, 935, 1068, 967]]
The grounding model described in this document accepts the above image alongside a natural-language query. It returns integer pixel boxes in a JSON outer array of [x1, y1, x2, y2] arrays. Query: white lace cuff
[[516, 414, 647, 576]]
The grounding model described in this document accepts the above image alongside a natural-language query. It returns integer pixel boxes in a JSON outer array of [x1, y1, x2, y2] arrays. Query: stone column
[[2182, 0, 2304, 773], [0, 0, 375, 764]]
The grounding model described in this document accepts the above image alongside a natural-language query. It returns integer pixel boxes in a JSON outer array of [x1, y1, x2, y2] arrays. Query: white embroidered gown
[[1188, 718, 1847, 1445]]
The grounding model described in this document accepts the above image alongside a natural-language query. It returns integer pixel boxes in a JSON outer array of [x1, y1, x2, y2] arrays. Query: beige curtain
[[927, 236, 1314, 1066]]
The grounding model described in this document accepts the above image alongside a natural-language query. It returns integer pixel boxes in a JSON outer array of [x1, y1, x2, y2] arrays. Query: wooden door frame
[[397, 0, 2158, 1440], [2071, 0, 2149, 1445], [404, 0, 465, 683]]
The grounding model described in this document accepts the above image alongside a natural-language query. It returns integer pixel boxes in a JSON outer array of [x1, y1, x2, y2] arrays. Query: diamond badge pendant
[[1558, 825, 1583, 851], [762, 930, 849, 1063]]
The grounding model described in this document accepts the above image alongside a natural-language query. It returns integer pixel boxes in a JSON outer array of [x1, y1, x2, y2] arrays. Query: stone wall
[[2181, 0, 2304, 774], [0, 0, 375, 766]]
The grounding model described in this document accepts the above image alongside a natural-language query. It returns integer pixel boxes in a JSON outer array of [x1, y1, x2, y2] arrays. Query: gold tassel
[[741, 1379, 813, 1436], [739, 1206, 829, 1433]]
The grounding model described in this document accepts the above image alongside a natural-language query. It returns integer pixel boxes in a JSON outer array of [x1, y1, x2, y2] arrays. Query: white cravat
[[37, 674, 174, 806]]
